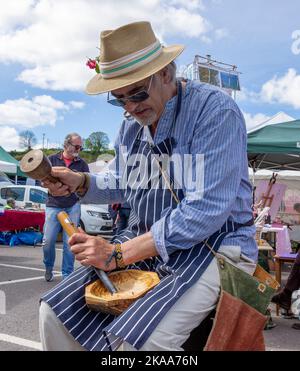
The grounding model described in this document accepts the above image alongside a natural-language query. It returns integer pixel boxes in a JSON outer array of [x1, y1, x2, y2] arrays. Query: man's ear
[[160, 66, 172, 84]]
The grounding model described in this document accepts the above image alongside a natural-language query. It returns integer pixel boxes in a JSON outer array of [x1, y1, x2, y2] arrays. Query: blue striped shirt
[[82, 80, 257, 263]]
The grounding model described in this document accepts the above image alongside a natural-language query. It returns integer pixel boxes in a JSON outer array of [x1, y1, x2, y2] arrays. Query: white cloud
[[237, 69, 300, 110], [261, 69, 300, 109], [33, 141, 61, 150], [158, 6, 210, 38], [214, 28, 228, 40], [236, 88, 260, 103], [1, 126, 20, 151], [33, 95, 67, 110], [69, 101, 85, 109], [17, 62, 90, 91], [0, 95, 84, 129], [200, 35, 212, 44], [0, 0, 212, 91], [0, 0, 34, 33], [168, 0, 204, 11], [242, 111, 271, 131]]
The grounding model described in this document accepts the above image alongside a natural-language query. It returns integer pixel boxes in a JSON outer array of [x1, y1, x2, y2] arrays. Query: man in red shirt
[[43, 133, 89, 281]]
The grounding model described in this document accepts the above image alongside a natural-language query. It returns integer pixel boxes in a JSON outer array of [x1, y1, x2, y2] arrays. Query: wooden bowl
[[85, 269, 160, 315]]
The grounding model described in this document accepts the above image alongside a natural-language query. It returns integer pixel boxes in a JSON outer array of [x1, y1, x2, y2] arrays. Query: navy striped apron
[[41, 83, 251, 351]]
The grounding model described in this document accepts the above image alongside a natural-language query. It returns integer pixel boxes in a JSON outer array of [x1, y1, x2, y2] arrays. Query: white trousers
[[39, 246, 256, 351]]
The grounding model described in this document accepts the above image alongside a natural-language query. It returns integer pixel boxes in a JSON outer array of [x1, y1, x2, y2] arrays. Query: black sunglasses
[[69, 143, 83, 151], [107, 75, 153, 107]]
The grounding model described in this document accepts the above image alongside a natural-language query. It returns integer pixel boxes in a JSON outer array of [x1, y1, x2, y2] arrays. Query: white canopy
[[247, 111, 295, 134], [0, 160, 17, 174], [248, 169, 300, 192]]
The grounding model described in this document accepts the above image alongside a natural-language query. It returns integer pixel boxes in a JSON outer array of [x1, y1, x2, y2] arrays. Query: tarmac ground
[[0, 243, 299, 351]]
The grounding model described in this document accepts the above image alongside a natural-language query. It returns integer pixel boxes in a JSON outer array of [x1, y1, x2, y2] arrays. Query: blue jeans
[[43, 204, 81, 278]]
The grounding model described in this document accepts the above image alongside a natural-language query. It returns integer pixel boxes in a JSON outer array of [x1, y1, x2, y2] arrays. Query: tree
[[19, 130, 37, 150], [85, 131, 110, 153]]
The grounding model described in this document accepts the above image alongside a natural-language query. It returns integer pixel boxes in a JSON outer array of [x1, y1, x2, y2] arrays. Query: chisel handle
[[57, 211, 117, 294]]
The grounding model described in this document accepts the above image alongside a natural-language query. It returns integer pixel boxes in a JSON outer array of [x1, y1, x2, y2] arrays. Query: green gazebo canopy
[[0, 146, 27, 177], [247, 120, 300, 171]]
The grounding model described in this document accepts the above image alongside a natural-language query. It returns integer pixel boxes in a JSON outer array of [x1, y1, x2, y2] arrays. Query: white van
[[0, 184, 47, 209], [0, 184, 113, 235]]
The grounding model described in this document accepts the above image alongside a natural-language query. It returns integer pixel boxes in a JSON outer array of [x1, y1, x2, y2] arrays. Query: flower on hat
[[86, 57, 100, 73]]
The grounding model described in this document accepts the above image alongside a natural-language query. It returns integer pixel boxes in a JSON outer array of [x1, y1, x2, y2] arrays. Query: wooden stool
[[274, 255, 297, 316]]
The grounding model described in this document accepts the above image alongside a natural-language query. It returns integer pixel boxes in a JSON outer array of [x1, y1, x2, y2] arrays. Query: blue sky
[[0, 0, 299, 151]]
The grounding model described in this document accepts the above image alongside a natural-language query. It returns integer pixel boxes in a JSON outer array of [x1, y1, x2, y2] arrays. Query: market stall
[[0, 209, 45, 232], [248, 119, 300, 172]]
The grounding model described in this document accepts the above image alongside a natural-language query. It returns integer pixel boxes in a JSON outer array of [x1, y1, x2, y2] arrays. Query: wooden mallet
[[20, 149, 59, 183]]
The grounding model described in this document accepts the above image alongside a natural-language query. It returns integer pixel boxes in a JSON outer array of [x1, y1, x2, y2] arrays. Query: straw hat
[[86, 21, 184, 94]]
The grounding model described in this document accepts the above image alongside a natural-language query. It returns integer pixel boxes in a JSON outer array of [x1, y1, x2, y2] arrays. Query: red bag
[[204, 290, 266, 351]]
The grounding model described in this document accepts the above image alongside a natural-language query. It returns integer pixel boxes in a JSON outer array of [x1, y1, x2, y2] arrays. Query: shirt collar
[[152, 80, 190, 144]]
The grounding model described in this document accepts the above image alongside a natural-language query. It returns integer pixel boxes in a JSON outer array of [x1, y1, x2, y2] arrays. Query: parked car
[[80, 204, 113, 235], [0, 184, 113, 235]]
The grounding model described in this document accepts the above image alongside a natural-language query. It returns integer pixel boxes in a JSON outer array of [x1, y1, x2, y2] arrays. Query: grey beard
[[135, 119, 152, 127], [135, 115, 155, 127], [124, 110, 155, 127]]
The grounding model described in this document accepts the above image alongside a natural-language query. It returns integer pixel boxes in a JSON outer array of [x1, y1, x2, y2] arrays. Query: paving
[[0, 244, 299, 351]]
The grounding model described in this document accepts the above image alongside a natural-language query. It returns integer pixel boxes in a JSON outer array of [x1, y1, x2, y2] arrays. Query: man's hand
[[42, 167, 83, 196], [69, 232, 116, 271]]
